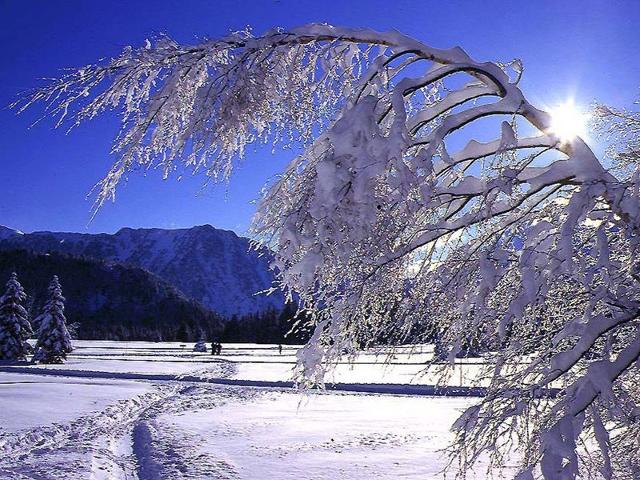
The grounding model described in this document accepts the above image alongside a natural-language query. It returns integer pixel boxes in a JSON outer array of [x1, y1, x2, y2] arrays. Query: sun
[[548, 100, 590, 143]]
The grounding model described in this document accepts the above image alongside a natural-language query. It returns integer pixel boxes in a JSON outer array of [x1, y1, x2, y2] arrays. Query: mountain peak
[[0, 224, 283, 317], [0, 225, 22, 240]]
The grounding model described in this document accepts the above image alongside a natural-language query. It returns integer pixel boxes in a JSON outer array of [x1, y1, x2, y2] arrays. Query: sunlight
[[548, 100, 590, 143]]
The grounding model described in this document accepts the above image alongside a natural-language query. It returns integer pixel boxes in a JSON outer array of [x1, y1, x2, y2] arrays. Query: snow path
[[0, 384, 177, 479], [0, 381, 261, 479], [0, 342, 519, 478], [0, 364, 489, 397], [154, 390, 505, 479], [130, 385, 259, 479]]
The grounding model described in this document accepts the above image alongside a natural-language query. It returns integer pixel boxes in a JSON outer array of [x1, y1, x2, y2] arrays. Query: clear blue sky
[[1, 0, 639, 235]]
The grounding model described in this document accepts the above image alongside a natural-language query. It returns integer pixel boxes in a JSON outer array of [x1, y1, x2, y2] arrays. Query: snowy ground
[[0, 341, 504, 479]]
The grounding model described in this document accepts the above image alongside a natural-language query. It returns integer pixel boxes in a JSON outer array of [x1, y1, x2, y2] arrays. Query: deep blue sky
[[1, 0, 639, 235]]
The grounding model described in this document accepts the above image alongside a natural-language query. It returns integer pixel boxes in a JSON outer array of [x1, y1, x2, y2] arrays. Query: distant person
[[278, 344, 283, 355], [210, 341, 222, 355]]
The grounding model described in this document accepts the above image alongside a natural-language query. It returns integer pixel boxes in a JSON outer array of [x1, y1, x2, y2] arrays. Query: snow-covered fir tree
[[33, 276, 73, 364], [0, 272, 33, 361], [193, 338, 207, 352]]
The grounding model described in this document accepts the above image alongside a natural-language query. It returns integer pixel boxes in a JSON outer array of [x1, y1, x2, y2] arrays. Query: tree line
[[0, 249, 306, 344]]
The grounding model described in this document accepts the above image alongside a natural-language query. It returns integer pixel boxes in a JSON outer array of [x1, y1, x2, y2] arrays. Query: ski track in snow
[[0, 356, 255, 480], [0, 343, 493, 479], [130, 385, 258, 480], [0, 376, 465, 480], [0, 382, 262, 479], [133, 417, 241, 480], [0, 385, 175, 479], [0, 365, 490, 397]]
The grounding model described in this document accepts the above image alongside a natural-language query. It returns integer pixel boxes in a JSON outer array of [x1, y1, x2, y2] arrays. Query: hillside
[[0, 225, 284, 317], [0, 249, 224, 341]]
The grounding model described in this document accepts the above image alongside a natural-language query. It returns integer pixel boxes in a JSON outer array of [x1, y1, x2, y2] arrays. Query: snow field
[[157, 391, 493, 479], [0, 341, 501, 479]]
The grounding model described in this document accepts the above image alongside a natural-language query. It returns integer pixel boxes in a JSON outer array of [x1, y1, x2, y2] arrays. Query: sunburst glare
[[548, 100, 590, 143]]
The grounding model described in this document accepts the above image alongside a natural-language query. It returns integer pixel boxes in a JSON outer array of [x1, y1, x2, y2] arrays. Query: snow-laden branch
[[17, 23, 640, 479]]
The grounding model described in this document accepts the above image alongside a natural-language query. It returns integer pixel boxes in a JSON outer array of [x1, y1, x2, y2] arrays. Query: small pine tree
[[0, 272, 33, 361], [33, 276, 73, 364], [193, 339, 207, 352]]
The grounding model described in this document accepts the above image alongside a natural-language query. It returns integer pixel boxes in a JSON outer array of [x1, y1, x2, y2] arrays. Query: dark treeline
[[0, 249, 307, 344], [221, 302, 310, 344]]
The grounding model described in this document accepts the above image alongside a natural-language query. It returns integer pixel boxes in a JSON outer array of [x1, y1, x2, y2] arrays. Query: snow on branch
[[18, 23, 640, 479]]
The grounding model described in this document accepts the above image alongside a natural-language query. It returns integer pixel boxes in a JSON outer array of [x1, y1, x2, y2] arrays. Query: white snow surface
[[158, 392, 486, 479], [0, 341, 504, 479], [0, 373, 152, 433]]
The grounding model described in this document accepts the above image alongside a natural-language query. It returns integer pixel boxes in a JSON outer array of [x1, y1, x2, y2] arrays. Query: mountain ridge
[[0, 248, 225, 341], [0, 224, 284, 317]]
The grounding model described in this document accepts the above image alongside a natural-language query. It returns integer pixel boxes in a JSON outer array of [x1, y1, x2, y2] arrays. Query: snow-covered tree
[[193, 338, 207, 352], [0, 272, 33, 361], [18, 24, 640, 479], [33, 276, 73, 364]]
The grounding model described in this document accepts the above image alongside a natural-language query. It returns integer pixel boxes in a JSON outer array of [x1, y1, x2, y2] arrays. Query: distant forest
[[0, 249, 308, 344]]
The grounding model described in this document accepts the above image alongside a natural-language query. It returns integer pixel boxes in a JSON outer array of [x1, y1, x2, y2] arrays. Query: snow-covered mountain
[[0, 225, 284, 317], [0, 248, 225, 341]]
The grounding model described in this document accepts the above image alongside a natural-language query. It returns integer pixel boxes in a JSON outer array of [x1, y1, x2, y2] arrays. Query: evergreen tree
[[0, 272, 33, 361], [193, 339, 207, 352], [33, 276, 73, 364]]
